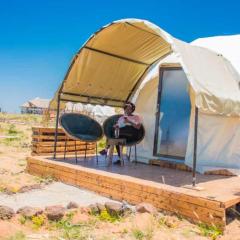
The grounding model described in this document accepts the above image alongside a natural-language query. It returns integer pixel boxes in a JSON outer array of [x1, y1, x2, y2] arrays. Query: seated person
[[100, 102, 142, 164]]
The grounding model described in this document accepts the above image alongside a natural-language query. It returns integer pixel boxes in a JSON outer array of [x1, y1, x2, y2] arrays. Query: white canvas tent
[[191, 35, 240, 75], [51, 19, 240, 176], [134, 52, 240, 175]]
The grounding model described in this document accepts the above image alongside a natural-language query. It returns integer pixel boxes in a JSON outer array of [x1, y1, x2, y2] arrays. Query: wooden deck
[[26, 155, 240, 228]]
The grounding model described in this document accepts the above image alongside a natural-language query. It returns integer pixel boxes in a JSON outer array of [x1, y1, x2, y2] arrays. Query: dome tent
[[51, 19, 240, 177], [191, 35, 240, 75]]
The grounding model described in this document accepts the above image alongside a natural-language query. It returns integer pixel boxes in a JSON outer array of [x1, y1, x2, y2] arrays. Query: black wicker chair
[[103, 114, 145, 162], [60, 113, 103, 163]]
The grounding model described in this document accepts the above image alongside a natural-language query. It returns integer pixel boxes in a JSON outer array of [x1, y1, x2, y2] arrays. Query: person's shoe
[[99, 149, 107, 156], [113, 159, 121, 165]]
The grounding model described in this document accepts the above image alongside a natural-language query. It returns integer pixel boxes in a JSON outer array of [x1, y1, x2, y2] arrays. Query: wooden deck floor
[[27, 155, 240, 228]]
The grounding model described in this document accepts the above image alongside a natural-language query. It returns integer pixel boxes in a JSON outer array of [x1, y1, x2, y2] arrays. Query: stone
[[0, 206, 15, 220], [72, 212, 90, 225], [122, 201, 133, 216], [96, 203, 106, 212], [135, 202, 158, 215], [67, 201, 79, 209], [105, 202, 123, 216], [45, 205, 65, 221], [80, 207, 90, 214], [17, 206, 43, 218], [163, 215, 180, 228], [88, 204, 99, 215], [18, 184, 41, 193]]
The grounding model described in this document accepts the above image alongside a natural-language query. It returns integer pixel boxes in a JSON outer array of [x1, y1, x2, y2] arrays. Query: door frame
[[153, 65, 188, 160]]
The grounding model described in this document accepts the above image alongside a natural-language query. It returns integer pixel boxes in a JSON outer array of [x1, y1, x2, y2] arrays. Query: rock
[[67, 201, 79, 209], [72, 212, 90, 224], [88, 204, 99, 215], [122, 201, 133, 216], [136, 202, 157, 215], [80, 207, 90, 214], [105, 202, 123, 216], [0, 206, 15, 220], [17, 206, 43, 218], [45, 205, 65, 221], [96, 203, 106, 212], [18, 184, 42, 193], [4, 189, 14, 195], [163, 215, 180, 228]]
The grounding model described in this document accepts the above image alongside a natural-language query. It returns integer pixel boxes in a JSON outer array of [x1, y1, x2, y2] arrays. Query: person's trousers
[[113, 126, 140, 157]]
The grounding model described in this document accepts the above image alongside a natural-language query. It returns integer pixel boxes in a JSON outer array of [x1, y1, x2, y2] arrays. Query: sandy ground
[[0, 145, 39, 194], [0, 117, 240, 239]]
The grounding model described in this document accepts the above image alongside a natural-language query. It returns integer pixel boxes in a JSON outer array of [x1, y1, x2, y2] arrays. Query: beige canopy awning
[[51, 19, 172, 108], [51, 19, 240, 116]]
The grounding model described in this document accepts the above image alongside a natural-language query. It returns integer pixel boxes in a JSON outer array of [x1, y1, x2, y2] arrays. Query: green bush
[[8, 124, 18, 135], [198, 223, 223, 240], [18, 215, 27, 225], [53, 218, 92, 240], [0, 123, 27, 147], [98, 209, 121, 222], [132, 229, 145, 240], [31, 214, 45, 229]]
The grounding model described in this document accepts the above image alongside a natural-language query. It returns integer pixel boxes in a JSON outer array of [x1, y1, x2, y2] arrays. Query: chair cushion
[[103, 114, 145, 146], [60, 113, 103, 142]]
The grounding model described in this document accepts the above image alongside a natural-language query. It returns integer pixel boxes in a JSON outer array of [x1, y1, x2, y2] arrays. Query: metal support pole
[[134, 145, 137, 164], [75, 140, 78, 164], [128, 147, 131, 162], [192, 106, 199, 187], [84, 142, 87, 160], [96, 142, 98, 164], [64, 136, 67, 160], [53, 94, 61, 159]]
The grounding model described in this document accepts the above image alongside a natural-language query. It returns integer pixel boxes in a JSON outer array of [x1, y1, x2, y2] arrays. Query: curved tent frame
[[52, 19, 173, 108]]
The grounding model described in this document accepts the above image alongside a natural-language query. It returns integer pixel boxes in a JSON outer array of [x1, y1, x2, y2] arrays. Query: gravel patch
[[0, 182, 118, 211]]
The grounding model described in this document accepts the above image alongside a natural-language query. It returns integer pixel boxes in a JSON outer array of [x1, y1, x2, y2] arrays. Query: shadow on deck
[[53, 155, 228, 187]]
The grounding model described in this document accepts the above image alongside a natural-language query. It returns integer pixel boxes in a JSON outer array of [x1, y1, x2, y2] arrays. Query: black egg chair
[[103, 114, 145, 162], [59, 113, 103, 163]]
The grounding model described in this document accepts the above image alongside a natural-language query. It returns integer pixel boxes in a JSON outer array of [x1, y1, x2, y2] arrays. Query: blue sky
[[0, 0, 239, 112]]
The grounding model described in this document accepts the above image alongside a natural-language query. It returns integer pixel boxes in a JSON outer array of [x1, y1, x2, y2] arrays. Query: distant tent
[[50, 19, 240, 175], [20, 97, 50, 114]]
